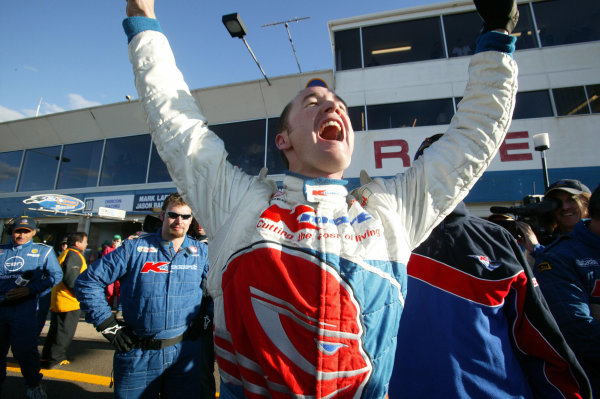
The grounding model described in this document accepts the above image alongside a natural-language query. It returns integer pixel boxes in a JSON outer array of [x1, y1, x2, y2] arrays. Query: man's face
[[75, 236, 88, 252], [276, 86, 354, 179], [12, 228, 35, 246], [112, 239, 122, 248], [550, 190, 586, 233], [161, 204, 193, 241]]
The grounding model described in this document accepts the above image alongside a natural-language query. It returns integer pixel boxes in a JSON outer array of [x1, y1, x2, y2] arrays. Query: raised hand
[[474, 0, 519, 34], [126, 0, 156, 19]]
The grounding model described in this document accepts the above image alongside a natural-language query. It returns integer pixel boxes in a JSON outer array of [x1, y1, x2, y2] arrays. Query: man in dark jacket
[[389, 135, 591, 398], [41, 232, 88, 369]]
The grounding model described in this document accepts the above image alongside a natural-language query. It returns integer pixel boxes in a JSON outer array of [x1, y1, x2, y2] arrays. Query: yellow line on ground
[[7, 363, 112, 387]]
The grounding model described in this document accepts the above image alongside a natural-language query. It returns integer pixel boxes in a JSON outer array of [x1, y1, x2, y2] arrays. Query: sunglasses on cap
[[166, 211, 192, 220]]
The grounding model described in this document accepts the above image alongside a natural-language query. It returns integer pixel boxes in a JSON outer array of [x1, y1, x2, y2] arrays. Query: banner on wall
[[84, 195, 134, 212]]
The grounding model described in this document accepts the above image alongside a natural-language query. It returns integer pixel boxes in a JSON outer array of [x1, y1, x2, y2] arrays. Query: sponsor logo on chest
[[4, 256, 25, 272]]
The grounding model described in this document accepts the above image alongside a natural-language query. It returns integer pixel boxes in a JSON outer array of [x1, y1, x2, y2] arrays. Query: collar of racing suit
[[282, 173, 349, 205]]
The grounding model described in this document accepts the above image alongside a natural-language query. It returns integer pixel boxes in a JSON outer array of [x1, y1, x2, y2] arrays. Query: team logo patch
[[4, 256, 25, 272], [189, 246, 197, 254], [537, 262, 552, 272], [137, 246, 158, 253], [140, 261, 169, 273], [470, 255, 502, 271]]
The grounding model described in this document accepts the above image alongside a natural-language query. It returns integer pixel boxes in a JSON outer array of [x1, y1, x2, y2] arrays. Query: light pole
[[533, 133, 550, 192], [222, 13, 272, 86]]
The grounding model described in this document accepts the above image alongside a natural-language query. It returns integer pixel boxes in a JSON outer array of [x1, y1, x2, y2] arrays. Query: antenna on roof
[[262, 17, 310, 73]]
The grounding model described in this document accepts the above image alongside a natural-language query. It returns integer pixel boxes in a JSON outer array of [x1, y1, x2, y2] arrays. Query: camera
[[489, 195, 556, 244]]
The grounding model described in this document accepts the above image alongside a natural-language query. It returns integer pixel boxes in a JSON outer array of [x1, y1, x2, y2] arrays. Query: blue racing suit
[[0, 238, 62, 390], [75, 230, 209, 398], [534, 219, 600, 395]]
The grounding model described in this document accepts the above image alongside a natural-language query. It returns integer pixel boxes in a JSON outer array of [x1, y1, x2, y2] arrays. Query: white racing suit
[[126, 23, 517, 399]]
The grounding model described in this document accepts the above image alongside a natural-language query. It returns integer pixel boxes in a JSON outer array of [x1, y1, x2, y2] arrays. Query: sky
[[0, 0, 439, 123]]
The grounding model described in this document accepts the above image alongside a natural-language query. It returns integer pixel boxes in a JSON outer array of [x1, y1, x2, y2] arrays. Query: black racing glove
[[474, 0, 519, 34], [97, 315, 135, 352]]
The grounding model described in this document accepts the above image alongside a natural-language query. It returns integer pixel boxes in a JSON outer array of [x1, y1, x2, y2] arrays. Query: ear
[[275, 131, 292, 151], [159, 211, 165, 222]]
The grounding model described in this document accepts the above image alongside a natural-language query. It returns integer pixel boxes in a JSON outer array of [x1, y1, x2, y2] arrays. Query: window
[[334, 28, 362, 71], [0, 150, 23, 192], [512, 4, 539, 50], [367, 98, 454, 130], [443, 11, 479, 58], [18, 146, 61, 192], [100, 135, 151, 186], [362, 17, 444, 67], [586, 84, 600, 114], [210, 119, 266, 176], [513, 90, 553, 119], [147, 143, 172, 183], [348, 106, 366, 131], [533, 0, 600, 47], [266, 117, 286, 175], [56, 140, 103, 189], [552, 86, 590, 116]]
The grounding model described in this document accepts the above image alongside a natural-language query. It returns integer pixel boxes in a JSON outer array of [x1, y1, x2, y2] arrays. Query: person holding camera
[[0, 216, 62, 399], [534, 184, 600, 394], [519, 179, 591, 259]]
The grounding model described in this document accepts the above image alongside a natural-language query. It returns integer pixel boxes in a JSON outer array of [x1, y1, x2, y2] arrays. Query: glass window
[[348, 106, 366, 131], [443, 11, 479, 58], [100, 135, 151, 186], [18, 146, 61, 192], [534, 0, 600, 47], [513, 90, 553, 119], [367, 98, 454, 130], [512, 4, 539, 50], [552, 86, 590, 116], [586, 84, 600, 114], [266, 117, 286, 175], [0, 150, 23, 192], [147, 143, 172, 183], [56, 140, 103, 189], [362, 17, 444, 67], [334, 28, 362, 71], [210, 119, 266, 176]]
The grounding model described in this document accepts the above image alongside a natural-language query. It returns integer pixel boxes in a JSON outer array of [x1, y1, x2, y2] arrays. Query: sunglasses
[[166, 211, 192, 220]]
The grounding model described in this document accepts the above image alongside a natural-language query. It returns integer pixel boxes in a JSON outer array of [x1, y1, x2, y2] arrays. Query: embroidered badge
[[537, 262, 552, 272]]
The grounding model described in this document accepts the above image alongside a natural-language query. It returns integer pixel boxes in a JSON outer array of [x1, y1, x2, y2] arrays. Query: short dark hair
[[277, 100, 294, 169], [161, 192, 187, 211], [590, 185, 600, 220], [67, 232, 87, 247]]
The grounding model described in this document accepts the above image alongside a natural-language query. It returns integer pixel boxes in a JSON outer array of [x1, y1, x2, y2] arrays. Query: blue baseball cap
[[12, 216, 37, 232]]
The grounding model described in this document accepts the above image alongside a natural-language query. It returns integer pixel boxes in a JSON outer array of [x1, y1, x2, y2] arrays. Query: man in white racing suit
[[124, 1, 519, 397]]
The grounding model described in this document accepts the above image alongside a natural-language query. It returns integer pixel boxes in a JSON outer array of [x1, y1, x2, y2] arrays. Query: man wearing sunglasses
[[75, 193, 209, 398]]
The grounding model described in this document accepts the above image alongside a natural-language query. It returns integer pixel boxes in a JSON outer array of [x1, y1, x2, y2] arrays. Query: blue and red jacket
[[390, 203, 591, 399]]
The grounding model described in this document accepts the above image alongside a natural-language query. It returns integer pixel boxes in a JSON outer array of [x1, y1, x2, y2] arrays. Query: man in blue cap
[[0, 216, 62, 399]]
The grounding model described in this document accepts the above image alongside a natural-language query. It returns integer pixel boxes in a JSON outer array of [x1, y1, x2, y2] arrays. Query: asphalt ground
[[3, 315, 219, 399]]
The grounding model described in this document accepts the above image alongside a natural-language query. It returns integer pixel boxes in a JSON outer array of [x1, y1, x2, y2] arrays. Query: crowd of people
[[0, 0, 598, 398]]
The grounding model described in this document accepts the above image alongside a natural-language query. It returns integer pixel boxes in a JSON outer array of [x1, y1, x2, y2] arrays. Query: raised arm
[[122, 1, 271, 239], [355, 0, 519, 250]]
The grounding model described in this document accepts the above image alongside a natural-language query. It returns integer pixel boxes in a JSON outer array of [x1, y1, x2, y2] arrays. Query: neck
[[161, 230, 185, 252]]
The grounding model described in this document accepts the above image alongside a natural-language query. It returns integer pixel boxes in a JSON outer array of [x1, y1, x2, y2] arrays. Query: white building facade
[[0, 0, 598, 252]]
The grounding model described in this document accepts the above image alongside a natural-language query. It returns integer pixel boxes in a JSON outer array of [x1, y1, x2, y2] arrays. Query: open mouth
[[319, 120, 343, 141]]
